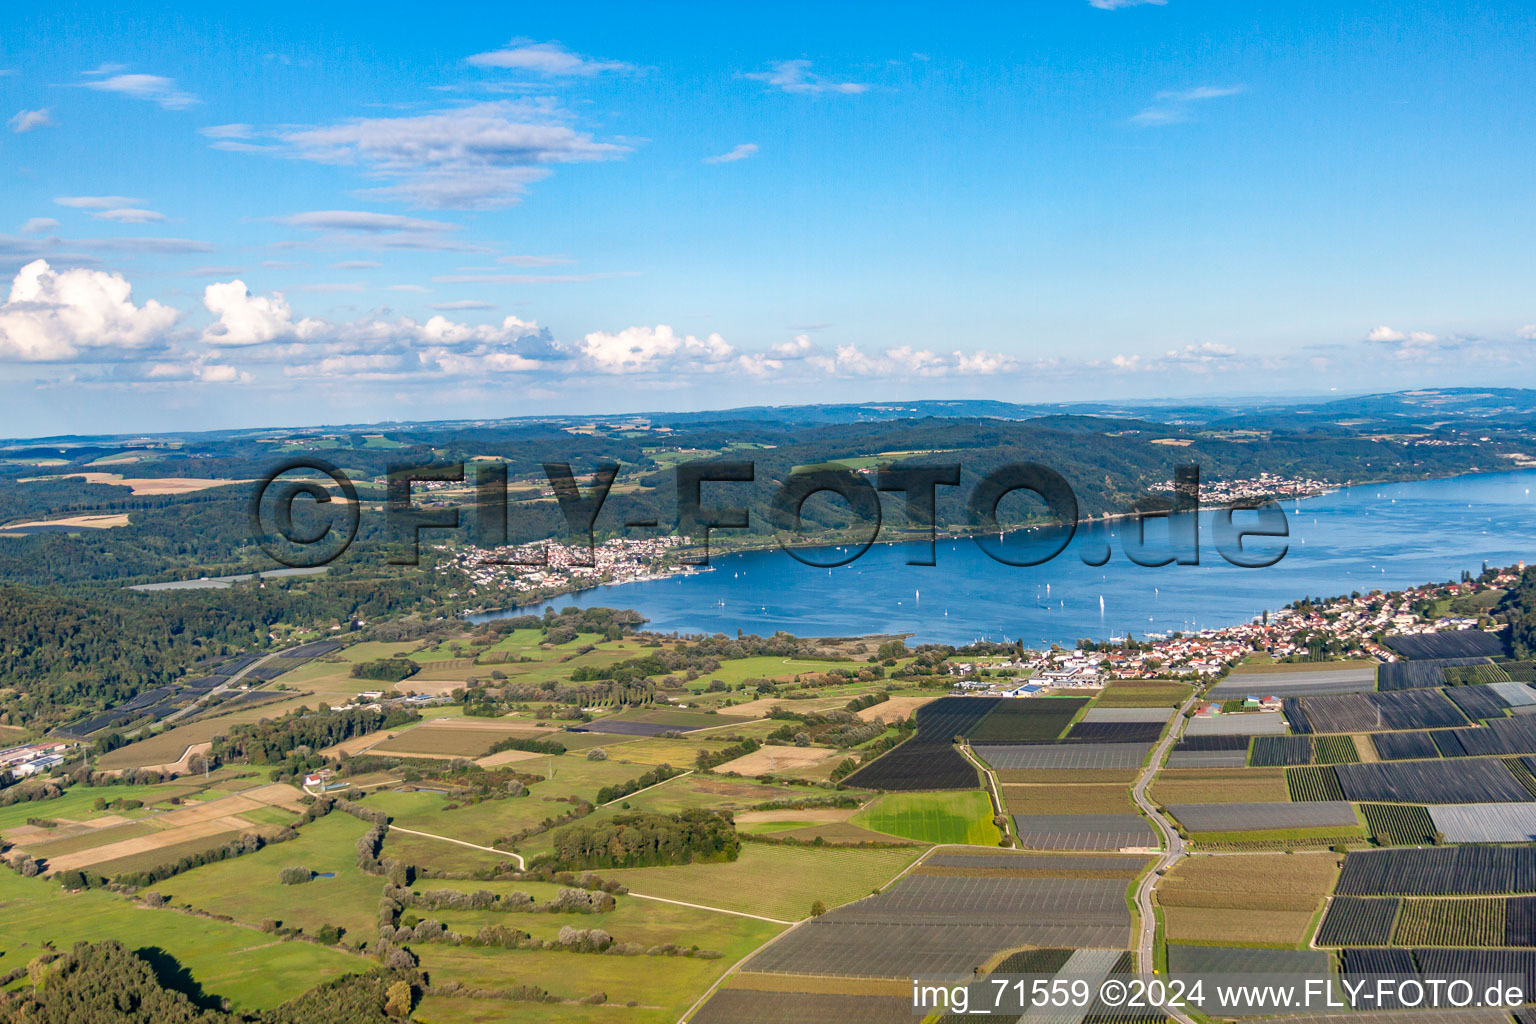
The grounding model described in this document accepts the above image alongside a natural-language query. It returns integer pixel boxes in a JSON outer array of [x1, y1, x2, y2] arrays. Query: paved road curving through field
[[1129, 693, 1201, 1024]]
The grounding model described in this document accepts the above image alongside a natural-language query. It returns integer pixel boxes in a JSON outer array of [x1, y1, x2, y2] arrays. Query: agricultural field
[[1184, 711, 1286, 736], [0, 869, 368, 1011], [1157, 851, 1339, 946], [743, 854, 1140, 978], [1393, 897, 1507, 946], [1428, 802, 1536, 843], [964, 697, 1086, 742], [1003, 783, 1135, 815], [841, 697, 993, 791], [1208, 664, 1376, 699], [1335, 846, 1536, 896], [1286, 765, 1346, 801], [597, 842, 923, 922], [1313, 733, 1363, 764], [1065, 720, 1164, 743], [1151, 767, 1289, 804], [975, 742, 1151, 771], [1011, 814, 1155, 851], [1092, 679, 1192, 707], [1372, 730, 1442, 760], [851, 790, 1001, 845], [1168, 801, 1358, 834], [1362, 803, 1439, 845], [1316, 895, 1402, 946], [1334, 757, 1532, 803], [159, 812, 381, 940], [1387, 631, 1507, 660], [1250, 735, 1313, 767]]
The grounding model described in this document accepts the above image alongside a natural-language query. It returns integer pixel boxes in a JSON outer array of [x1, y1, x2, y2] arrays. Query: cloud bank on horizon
[[0, 5, 1533, 433]]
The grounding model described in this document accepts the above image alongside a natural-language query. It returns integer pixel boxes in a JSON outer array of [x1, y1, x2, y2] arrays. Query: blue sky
[[1, 0, 1533, 435]]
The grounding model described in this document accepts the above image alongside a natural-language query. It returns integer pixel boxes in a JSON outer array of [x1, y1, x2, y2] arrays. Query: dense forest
[[213, 707, 421, 765], [548, 809, 740, 869], [0, 941, 409, 1023]]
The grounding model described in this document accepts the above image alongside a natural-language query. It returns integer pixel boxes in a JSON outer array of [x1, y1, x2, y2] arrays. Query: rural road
[[388, 824, 526, 870], [1129, 693, 1201, 1024], [958, 740, 1009, 843]]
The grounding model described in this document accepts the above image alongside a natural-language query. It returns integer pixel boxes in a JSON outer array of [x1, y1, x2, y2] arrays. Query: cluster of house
[[448, 535, 693, 597], [1195, 696, 1282, 716], [0, 740, 70, 780], [301, 767, 349, 792], [327, 691, 449, 713], [1147, 471, 1332, 505], [948, 564, 1526, 699]]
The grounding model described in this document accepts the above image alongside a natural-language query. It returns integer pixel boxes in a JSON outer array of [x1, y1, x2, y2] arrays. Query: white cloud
[[497, 253, 573, 267], [80, 72, 198, 110], [93, 208, 166, 224], [579, 324, 735, 374], [704, 143, 759, 164], [0, 259, 178, 361], [465, 40, 630, 77], [1107, 342, 1237, 373], [333, 260, 382, 269], [201, 280, 322, 346], [432, 300, 493, 310], [19, 218, 59, 234], [1367, 325, 1437, 344], [1157, 85, 1244, 102], [1132, 83, 1242, 126], [147, 359, 248, 384], [9, 108, 51, 133], [55, 196, 142, 210], [1089, 0, 1167, 9], [236, 102, 630, 210], [1520, 325, 1536, 340], [276, 210, 459, 234], [199, 123, 253, 140], [743, 61, 867, 96]]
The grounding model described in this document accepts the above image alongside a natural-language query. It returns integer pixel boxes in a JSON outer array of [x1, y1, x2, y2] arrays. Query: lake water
[[480, 469, 1536, 646]]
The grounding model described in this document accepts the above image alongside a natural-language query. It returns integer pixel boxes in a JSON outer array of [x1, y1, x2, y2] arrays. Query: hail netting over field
[[966, 698, 1087, 742], [1010, 813, 1156, 851], [1184, 712, 1287, 736], [1286, 765, 1346, 801], [1428, 803, 1536, 843], [691, 990, 912, 1024], [1492, 681, 1536, 707], [1168, 734, 1249, 769], [1080, 706, 1172, 723], [1433, 716, 1536, 757], [1416, 949, 1536, 996], [975, 743, 1152, 771], [1290, 689, 1469, 735], [1337, 847, 1536, 896], [1316, 896, 1402, 946], [1250, 735, 1313, 767], [743, 853, 1145, 977], [1333, 758, 1533, 802], [1387, 631, 1509, 660], [1169, 801, 1357, 833], [1167, 944, 1328, 977], [841, 696, 997, 791], [1372, 731, 1442, 760], [1378, 657, 1500, 691], [1207, 665, 1377, 699], [1065, 721, 1165, 743], [1445, 684, 1512, 721]]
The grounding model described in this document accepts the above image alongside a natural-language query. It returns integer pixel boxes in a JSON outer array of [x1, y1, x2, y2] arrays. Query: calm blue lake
[[479, 469, 1536, 646]]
